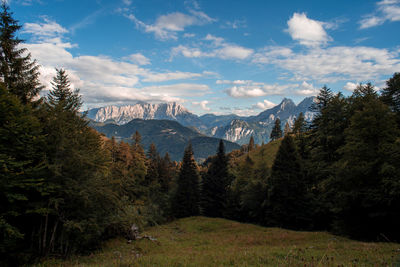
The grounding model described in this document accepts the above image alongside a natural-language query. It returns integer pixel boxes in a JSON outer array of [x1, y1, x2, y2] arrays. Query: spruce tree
[[172, 143, 200, 218], [248, 136, 255, 151], [265, 135, 311, 229], [40, 69, 113, 255], [145, 143, 160, 186], [292, 112, 306, 134], [283, 122, 291, 136], [311, 85, 333, 113], [0, 4, 43, 103], [381, 72, 400, 126], [332, 83, 400, 239], [270, 118, 282, 141], [0, 84, 45, 263], [201, 140, 230, 217]]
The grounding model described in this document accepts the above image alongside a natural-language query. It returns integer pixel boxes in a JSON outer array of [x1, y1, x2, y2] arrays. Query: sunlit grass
[[38, 216, 400, 266]]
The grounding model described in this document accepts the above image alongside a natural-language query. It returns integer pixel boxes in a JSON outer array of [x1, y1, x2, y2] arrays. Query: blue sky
[[10, 0, 400, 115]]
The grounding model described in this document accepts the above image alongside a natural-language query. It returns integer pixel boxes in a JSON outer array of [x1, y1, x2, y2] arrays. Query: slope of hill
[[40, 217, 399, 266], [91, 119, 240, 161]]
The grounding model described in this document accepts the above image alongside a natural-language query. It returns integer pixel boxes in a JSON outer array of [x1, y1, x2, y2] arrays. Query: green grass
[[38, 217, 400, 266]]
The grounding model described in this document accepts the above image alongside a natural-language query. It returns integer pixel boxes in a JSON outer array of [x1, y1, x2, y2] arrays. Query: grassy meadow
[[38, 217, 400, 266]]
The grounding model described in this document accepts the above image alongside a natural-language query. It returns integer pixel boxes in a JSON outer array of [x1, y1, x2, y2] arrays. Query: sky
[[9, 0, 400, 115]]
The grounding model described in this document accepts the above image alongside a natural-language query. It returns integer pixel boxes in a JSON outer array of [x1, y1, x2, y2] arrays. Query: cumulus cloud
[[253, 46, 400, 83], [359, 0, 400, 29], [294, 81, 319, 96], [171, 34, 253, 60], [252, 99, 277, 110], [192, 100, 211, 111], [23, 19, 214, 108], [223, 80, 292, 98], [286, 12, 331, 47], [124, 53, 151, 65], [125, 3, 215, 40], [142, 70, 216, 82], [343, 82, 358, 91], [23, 18, 68, 41]]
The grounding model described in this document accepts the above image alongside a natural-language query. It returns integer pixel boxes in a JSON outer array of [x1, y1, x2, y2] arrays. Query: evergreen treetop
[[270, 118, 282, 141], [0, 3, 43, 104]]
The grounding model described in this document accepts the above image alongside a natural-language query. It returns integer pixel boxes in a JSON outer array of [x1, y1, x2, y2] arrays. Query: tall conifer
[[201, 140, 230, 217], [0, 3, 43, 103], [172, 143, 200, 218], [270, 118, 282, 141]]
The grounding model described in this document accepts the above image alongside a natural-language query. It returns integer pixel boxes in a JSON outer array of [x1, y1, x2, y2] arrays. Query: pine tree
[[47, 69, 81, 111], [201, 140, 230, 217], [331, 83, 400, 239], [292, 112, 306, 134], [0, 84, 45, 263], [0, 4, 43, 104], [265, 135, 311, 229], [171, 143, 200, 218], [145, 143, 160, 186], [248, 136, 255, 151], [283, 122, 291, 136], [381, 72, 400, 126], [311, 85, 333, 113], [270, 118, 282, 141], [40, 69, 113, 255]]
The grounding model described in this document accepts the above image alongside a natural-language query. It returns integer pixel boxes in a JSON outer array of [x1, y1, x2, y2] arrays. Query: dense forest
[[1, 4, 399, 266]]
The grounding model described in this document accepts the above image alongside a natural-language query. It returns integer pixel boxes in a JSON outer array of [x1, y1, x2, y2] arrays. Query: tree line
[[204, 78, 400, 243]]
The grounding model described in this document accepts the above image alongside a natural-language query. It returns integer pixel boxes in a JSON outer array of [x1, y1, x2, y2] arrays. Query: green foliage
[[292, 112, 306, 134], [330, 84, 400, 239], [266, 135, 311, 229], [201, 140, 231, 217], [381, 72, 400, 126], [172, 144, 201, 218], [0, 4, 43, 104], [0, 84, 45, 264], [269, 118, 282, 141]]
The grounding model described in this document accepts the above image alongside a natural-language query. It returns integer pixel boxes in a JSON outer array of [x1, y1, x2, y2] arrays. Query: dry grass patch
[[38, 216, 400, 266]]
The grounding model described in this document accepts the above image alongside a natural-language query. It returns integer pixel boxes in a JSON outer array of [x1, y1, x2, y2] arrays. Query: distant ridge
[[87, 97, 316, 145], [90, 119, 240, 161]]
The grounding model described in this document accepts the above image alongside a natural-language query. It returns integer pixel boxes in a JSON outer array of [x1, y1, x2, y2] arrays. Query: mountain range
[[87, 97, 316, 145], [90, 119, 240, 161]]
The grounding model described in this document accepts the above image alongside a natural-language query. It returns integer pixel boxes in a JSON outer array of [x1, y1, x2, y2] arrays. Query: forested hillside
[[1, 3, 399, 266]]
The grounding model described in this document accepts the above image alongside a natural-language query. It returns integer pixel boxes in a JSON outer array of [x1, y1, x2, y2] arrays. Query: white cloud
[[171, 34, 253, 60], [215, 45, 253, 60], [343, 82, 358, 91], [23, 18, 68, 41], [183, 33, 196, 38], [295, 81, 319, 96], [124, 53, 151, 65], [142, 70, 215, 82], [125, 4, 215, 40], [286, 12, 331, 47], [359, 16, 385, 29], [192, 100, 211, 111], [253, 46, 400, 83], [359, 0, 400, 29], [223, 80, 292, 98], [216, 80, 250, 85], [23, 21, 214, 107], [222, 19, 247, 29], [253, 99, 277, 110]]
